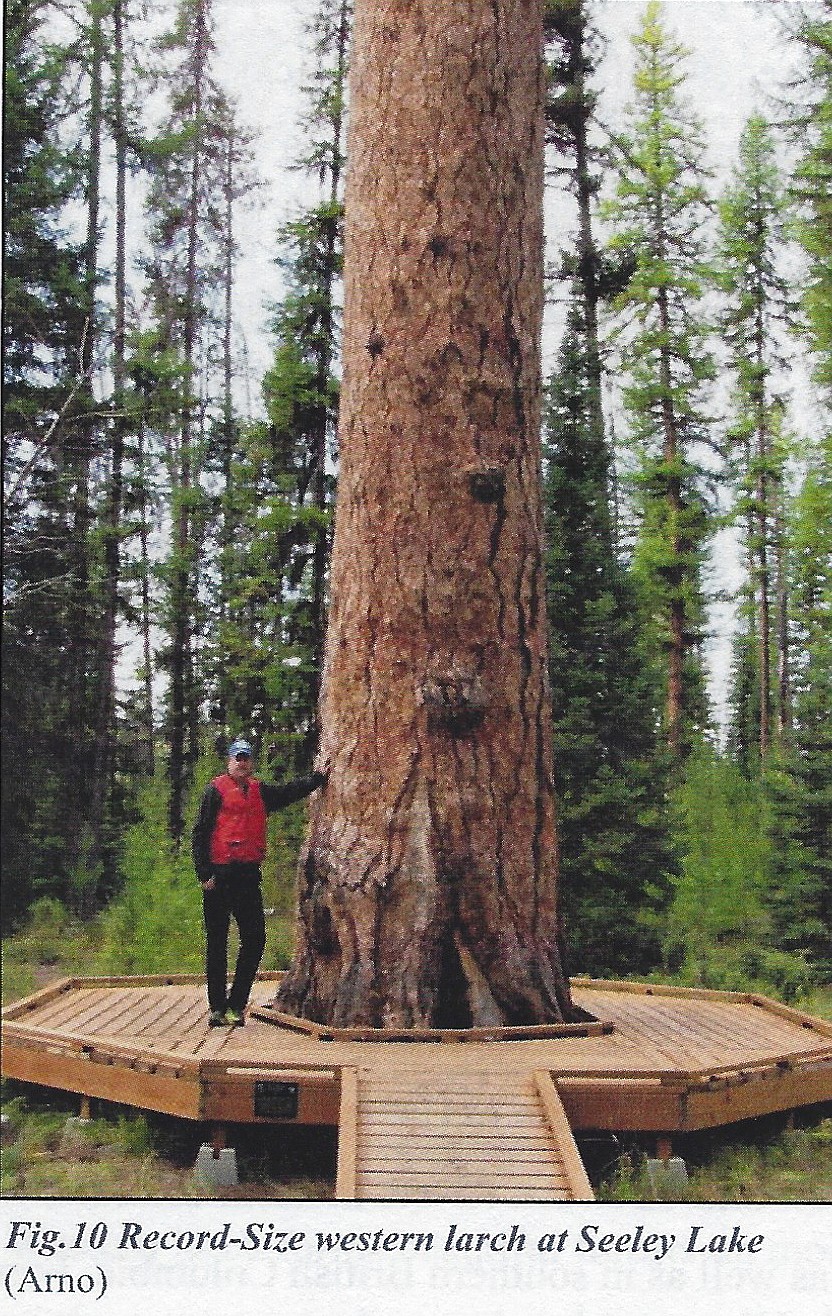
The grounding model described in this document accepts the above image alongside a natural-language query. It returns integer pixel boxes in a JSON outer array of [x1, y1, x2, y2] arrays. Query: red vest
[[209, 774, 267, 866]]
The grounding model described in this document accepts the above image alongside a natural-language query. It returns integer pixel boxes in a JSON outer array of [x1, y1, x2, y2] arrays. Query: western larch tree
[[139, 0, 255, 841], [543, 296, 677, 976], [717, 115, 793, 764], [276, 0, 575, 1028], [766, 433, 832, 978], [784, 0, 832, 395], [765, 3, 832, 978], [602, 0, 716, 761]]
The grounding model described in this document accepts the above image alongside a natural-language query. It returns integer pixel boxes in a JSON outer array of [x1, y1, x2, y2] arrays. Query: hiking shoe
[[223, 1008, 245, 1027], [208, 1010, 226, 1027]]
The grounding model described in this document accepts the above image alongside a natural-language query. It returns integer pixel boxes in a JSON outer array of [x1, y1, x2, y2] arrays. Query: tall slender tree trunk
[[215, 122, 236, 731], [137, 420, 156, 774], [67, 0, 105, 904], [309, 0, 350, 723], [168, 0, 207, 842], [774, 484, 791, 737], [753, 296, 772, 761], [657, 280, 685, 759], [89, 0, 129, 888], [277, 0, 573, 1029]]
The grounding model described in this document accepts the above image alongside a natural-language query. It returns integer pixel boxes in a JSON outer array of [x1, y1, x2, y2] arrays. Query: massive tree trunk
[[276, 0, 574, 1028]]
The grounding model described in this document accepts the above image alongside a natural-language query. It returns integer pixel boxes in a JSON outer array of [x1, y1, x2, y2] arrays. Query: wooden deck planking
[[714, 1000, 831, 1051], [347, 1066, 592, 1201], [576, 989, 829, 1073], [49, 986, 162, 1038], [646, 996, 809, 1059], [8, 982, 828, 1079], [14, 985, 119, 1032], [101, 989, 192, 1039], [148, 993, 227, 1052], [364, 1185, 575, 1201], [570, 991, 684, 1068], [360, 1140, 560, 1160], [658, 998, 832, 1068], [133, 986, 206, 1039], [611, 999, 763, 1069]]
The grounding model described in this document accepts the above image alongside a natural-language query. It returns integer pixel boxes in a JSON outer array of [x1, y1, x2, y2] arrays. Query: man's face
[[228, 752, 253, 782]]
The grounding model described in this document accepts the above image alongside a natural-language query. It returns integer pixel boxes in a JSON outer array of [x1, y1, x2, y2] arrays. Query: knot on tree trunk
[[418, 666, 487, 734], [466, 463, 506, 504]]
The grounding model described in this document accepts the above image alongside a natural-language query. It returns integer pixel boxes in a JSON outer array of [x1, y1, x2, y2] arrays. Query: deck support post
[[656, 1135, 673, 1163], [211, 1123, 227, 1159], [79, 1096, 92, 1121]]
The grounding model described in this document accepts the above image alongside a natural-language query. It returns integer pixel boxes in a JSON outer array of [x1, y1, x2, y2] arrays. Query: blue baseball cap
[[228, 738, 254, 758]]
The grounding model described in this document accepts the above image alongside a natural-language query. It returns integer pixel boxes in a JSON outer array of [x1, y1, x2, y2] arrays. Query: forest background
[[2, 0, 830, 1008]]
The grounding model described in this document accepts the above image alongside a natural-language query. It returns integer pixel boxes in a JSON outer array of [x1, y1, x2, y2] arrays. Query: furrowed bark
[[277, 0, 573, 1027]]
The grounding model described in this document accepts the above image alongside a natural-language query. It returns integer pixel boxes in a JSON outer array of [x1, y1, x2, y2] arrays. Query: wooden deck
[[3, 974, 831, 1200]]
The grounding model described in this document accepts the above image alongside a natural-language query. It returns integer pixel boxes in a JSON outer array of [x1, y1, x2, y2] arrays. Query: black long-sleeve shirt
[[191, 770, 325, 883]]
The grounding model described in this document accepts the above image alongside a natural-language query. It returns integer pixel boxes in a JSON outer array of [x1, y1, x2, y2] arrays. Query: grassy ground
[[592, 1111, 832, 1202], [2, 921, 830, 1201], [1, 1088, 337, 1200]]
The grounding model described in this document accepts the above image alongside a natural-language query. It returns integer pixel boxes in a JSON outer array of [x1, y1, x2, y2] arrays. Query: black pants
[[202, 864, 267, 1013]]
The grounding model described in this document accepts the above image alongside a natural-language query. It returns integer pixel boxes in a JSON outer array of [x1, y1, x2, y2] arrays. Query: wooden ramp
[[336, 1065, 594, 1200]]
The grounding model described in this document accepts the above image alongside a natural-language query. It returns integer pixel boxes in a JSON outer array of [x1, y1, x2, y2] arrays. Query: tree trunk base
[[274, 825, 576, 1029]]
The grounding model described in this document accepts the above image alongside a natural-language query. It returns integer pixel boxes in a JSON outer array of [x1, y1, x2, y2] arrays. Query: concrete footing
[[194, 1143, 239, 1188], [646, 1156, 689, 1196]]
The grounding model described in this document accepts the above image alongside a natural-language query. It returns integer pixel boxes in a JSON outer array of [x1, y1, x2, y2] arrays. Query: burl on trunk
[[276, 0, 574, 1027]]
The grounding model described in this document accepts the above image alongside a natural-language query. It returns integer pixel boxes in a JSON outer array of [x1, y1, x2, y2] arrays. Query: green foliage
[[662, 745, 814, 999], [2, 0, 86, 432], [0, 1094, 335, 1199], [0, 1100, 207, 1199], [93, 773, 204, 975], [11, 898, 75, 967], [544, 299, 676, 975], [1, 1, 101, 922], [208, 1, 348, 767], [603, 0, 716, 757], [785, 3, 832, 390], [600, 1118, 832, 1202], [764, 436, 832, 975], [717, 116, 793, 762]]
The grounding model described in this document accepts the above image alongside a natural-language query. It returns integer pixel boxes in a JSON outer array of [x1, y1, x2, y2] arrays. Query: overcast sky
[[207, 0, 801, 390]]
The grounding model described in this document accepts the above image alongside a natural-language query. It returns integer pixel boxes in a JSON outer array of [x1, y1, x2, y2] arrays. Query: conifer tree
[[277, 0, 575, 1028], [87, 0, 147, 889], [717, 115, 793, 763], [766, 435, 832, 976], [2, 0, 94, 919], [542, 0, 674, 973], [543, 301, 675, 972], [602, 0, 716, 760], [762, 3, 831, 976], [785, 1, 832, 392]]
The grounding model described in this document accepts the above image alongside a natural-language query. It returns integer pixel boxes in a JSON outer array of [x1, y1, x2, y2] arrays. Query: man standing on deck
[[192, 738, 326, 1027]]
